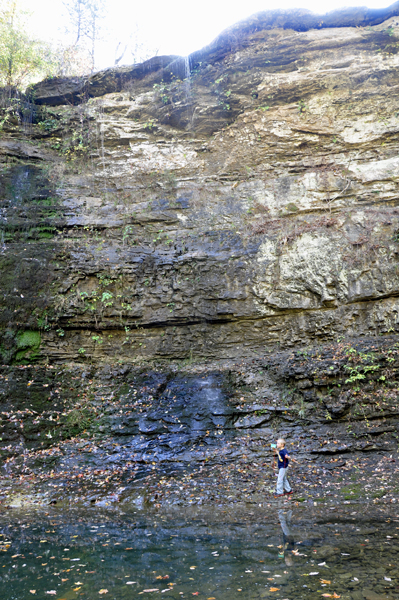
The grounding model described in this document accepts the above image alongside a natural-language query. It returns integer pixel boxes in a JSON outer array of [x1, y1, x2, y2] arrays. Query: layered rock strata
[[1, 6, 399, 492]]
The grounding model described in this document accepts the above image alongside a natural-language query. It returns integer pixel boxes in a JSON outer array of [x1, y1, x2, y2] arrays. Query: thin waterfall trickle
[[21, 98, 35, 135], [184, 56, 193, 130], [0, 229, 5, 253]]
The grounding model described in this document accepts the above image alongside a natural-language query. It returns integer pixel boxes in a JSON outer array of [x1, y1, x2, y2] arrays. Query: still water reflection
[[0, 503, 398, 600]]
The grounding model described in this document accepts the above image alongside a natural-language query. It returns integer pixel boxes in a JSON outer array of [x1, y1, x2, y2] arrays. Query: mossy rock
[[14, 330, 41, 362]]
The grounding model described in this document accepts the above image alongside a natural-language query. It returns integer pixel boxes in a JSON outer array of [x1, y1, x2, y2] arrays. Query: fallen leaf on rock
[[73, 587, 81, 592], [98, 591, 108, 595], [270, 588, 280, 592], [320, 580, 331, 584]]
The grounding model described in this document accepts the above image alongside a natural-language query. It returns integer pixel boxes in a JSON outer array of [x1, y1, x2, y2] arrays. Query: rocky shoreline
[[1, 338, 398, 509], [1, 443, 398, 510]]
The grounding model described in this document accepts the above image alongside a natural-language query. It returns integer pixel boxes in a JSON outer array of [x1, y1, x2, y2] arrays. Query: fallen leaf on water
[[192, 593, 199, 596], [61, 579, 68, 582], [156, 575, 169, 580], [98, 591, 108, 595], [73, 587, 81, 592], [270, 588, 280, 592], [320, 580, 331, 584], [75, 582, 83, 585]]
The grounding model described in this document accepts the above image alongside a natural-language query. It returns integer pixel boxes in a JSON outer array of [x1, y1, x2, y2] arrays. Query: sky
[[24, 0, 396, 70]]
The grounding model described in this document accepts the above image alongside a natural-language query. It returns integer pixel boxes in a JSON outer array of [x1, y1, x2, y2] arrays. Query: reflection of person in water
[[278, 509, 295, 566]]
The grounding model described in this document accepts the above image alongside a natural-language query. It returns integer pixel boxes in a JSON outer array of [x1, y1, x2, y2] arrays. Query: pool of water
[[0, 503, 398, 600]]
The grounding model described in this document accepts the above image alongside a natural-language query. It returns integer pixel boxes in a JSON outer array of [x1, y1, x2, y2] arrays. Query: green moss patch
[[15, 330, 41, 362]]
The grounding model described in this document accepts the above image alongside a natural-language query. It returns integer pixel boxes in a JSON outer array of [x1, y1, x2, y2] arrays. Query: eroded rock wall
[[1, 7, 399, 473], [30, 13, 399, 361]]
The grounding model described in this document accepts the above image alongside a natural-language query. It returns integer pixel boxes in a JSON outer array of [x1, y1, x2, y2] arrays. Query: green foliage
[[0, 1, 56, 88], [122, 225, 135, 246], [298, 99, 307, 113], [101, 291, 113, 307], [143, 119, 156, 130]]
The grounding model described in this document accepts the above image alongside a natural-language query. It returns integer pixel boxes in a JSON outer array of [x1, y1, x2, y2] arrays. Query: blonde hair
[[277, 438, 285, 446]]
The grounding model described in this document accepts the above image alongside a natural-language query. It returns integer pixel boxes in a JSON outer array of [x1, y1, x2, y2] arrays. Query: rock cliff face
[[1, 5, 399, 496], [19, 5, 399, 362]]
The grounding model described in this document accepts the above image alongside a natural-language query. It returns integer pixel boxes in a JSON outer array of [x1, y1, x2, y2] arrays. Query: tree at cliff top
[[63, 0, 106, 73], [0, 0, 57, 89]]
